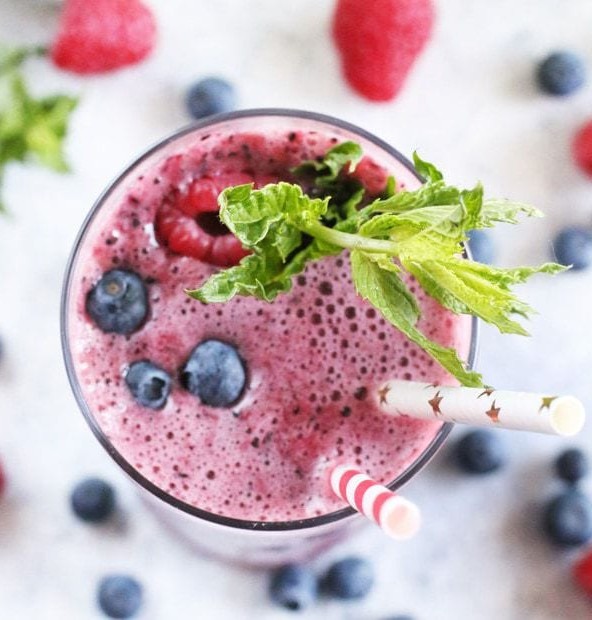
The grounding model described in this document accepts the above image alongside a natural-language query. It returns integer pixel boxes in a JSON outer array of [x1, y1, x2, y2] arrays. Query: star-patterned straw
[[377, 380, 585, 436]]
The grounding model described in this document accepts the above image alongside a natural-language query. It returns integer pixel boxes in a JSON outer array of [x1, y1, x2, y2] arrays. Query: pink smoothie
[[67, 126, 472, 522]]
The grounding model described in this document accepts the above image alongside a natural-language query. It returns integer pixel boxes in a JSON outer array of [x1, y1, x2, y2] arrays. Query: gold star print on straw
[[378, 384, 391, 405], [378, 380, 585, 436], [485, 400, 501, 423], [539, 396, 558, 412], [428, 391, 443, 416]]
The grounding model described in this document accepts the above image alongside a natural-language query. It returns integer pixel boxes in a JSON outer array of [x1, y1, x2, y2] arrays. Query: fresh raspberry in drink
[[154, 172, 253, 266]]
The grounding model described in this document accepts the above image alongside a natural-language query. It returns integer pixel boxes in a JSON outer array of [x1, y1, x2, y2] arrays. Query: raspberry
[[154, 169, 251, 266], [332, 0, 434, 101], [573, 120, 592, 177], [51, 0, 157, 74], [350, 156, 389, 196], [573, 549, 592, 596]]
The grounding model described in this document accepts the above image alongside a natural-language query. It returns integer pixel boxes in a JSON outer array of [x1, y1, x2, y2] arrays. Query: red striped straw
[[330, 465, 421, 540]]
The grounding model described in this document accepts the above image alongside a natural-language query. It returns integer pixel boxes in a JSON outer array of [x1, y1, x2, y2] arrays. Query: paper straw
[[330, 465, 421, 539], [377, 380, 585, 436]]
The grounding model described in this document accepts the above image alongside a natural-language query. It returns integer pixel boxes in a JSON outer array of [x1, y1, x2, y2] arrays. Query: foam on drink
[[67, 128, 472, 522]]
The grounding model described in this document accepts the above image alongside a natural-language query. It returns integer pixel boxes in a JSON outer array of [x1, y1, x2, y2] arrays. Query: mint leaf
[[413, 152, 444, 183], [351, 250, 482, 387], [187, 183, 339, 302], [0, 46, 77, 212], [0, 45, 47, 75], [191, 146, 563, 387], [292, 141, 363, 186]]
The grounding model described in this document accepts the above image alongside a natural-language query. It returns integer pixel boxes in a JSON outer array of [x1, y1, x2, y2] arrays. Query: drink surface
[[67, 126, 471, 522]]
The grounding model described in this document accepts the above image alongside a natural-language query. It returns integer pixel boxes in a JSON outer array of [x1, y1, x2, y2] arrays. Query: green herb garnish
[[0, 45, 77, 212], [188, 142, 564, 387]]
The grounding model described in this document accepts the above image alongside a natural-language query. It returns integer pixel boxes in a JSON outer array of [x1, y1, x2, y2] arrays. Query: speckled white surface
[[1, 1, 592, 618]]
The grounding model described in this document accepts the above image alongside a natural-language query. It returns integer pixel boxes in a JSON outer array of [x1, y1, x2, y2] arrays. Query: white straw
[[377, 380, 585, 436]]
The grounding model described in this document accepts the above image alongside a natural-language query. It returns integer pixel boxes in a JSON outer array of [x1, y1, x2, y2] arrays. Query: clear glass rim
[[60, 108, 479, 532]]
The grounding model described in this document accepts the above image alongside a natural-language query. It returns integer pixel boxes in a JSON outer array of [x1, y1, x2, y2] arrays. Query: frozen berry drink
[[62, 110, 475, 565]]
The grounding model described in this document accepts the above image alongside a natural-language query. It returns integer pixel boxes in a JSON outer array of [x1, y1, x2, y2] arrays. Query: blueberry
[[555, 448, 589, 485], [125, 360, 171, 410], [269, 564, 318, 611], [86, 270, 148, 334], [455, 430, 505, 474], [543, 491, 592, 547], [70, 478, 115, 523], [180, 339, 246, 407], [185, 77, 236, 119], [322, 556, 375, 601], [467, 229, 495, 264], [98, 575, 143, 619], [537, 51, 586, 96], [552, 227, 592, 271]]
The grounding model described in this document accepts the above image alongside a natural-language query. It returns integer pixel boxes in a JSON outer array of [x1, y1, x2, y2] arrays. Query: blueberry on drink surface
[[180, 339, 246, 407], [185, 77, 236, 119], [552, 227, 592, 271], [536, 51, 586, 96], [455, 430, 505, 474], [86, 269, 148, 334], [269, 564, 318, 611], [467, 229, 495, 264], [125, 360, 171, 410], [97, 575, 143, 619], [70, 478, 115, 523], [555, 448, 589, 485], [322, 556, 375, 600], [543, 491, 592, 547]]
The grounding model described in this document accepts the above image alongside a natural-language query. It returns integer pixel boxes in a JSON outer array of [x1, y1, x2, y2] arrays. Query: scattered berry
[[154, 171, 251, 267], [186, 77, 236, 119], [555, 448, 589, 485], [86, 270, 148, 335], [333, 0, 434, 101], [322, 556, 375, 600], [573, 120, 592, 177], [573, 548, 592, 596], [269, 564, 318, 611], [51, 0, 156, 74], [552, 227, 592, 271], [536, 51, 586, 96], [467, 229, 495, 264], [455, 430, 506, 475], [125, 360, 172, 410], [98, 575, 143, 619], [180, 340, 246, 407], [543, 491, 592, 547], [70, 478, 115, 523]]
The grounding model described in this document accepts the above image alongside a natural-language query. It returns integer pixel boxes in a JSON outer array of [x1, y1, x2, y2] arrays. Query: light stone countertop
[[1, 1, 592, 618]]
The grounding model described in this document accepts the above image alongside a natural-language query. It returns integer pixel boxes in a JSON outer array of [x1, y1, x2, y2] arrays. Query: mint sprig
[[0, 45, 77, 212], [187, 143, 564, 387]]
